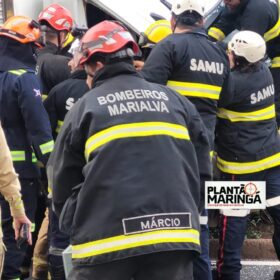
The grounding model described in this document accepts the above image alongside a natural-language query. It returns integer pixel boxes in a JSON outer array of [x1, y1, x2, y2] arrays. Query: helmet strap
[[57, 31, 62, 52]]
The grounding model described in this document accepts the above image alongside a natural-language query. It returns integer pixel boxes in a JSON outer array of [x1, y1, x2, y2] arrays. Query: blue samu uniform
[[0, 37, 53, 280]]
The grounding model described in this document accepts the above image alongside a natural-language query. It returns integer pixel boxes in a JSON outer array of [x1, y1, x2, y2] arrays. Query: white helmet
[[171, 0, 205, 17], [228, 31, 266, 63]]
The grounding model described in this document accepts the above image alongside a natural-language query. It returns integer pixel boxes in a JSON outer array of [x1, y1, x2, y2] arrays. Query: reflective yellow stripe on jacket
[[167, 81, 221, 100], [264, 0, 280, 42], [217, 104, 276, 122], [208, 27, 226, 41], [85, 122, 190, 161], [8, 69, 27, 76], [72, 229, 200, 259], [39, 140, 54, 155], [56, 120, 64, 134], [11, 151, 26, 162], [11, 151, 38, 163], [32, 152, 38, 163], [42, 94, 48, 101], [271, 57, 280, 68], [217, 153, 280, 174]]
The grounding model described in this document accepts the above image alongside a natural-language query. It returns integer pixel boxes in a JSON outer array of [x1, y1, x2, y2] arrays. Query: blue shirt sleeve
[[17, 72, 54, 165]]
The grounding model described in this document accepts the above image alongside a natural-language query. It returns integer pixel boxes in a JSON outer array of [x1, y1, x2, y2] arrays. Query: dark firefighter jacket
[[208, 0, 280, 61], [216, 62, 280, 174], [44, 69, 89, 139], [36, 42, 71, 100], [141, 28, 231, 149], [0, 37, 53, 179], [48, 61, 211, 265]]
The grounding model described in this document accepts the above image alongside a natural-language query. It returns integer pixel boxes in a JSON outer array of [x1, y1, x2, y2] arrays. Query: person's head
[[79, 20, 140, 78], [138, 19, 172, 62], [0, 15, 40, 44], [68, 39, 83, 72], [171, 0, 205, 32], [228, 30, 266, 71], [38, 4, 73, 48], [224, 0, 241, 11], [138, 20, 172, 48]]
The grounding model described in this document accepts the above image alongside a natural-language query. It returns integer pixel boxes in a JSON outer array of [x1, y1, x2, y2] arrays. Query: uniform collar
[[37, 42, 59, 56], [175, 27, 208, 38], [37, 41, 72, 58], [70, 69, 87, 80], [0, 37, 36, 71], [93, 61, 140, 88]]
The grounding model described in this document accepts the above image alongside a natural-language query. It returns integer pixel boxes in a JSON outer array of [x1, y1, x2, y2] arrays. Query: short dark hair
[[173, 11, 203, 28], [233, 54, 260, 72]]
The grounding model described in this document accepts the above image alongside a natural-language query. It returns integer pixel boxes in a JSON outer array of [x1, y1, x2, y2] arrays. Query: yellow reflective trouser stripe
[[72, 229, 200, 259], [271, 57, 280, 68], [8, 69, 27, 76], [264, 0, 280, 42], [217, 152, 280, 174], [167, 80, 221, 100], [217, 104, 276, 122], [208, 27, 225, 41], [11, 151, 25, 162], [55, 120, 64, 134], [85, 122, 190, 161], [39, 140, 54, 155]]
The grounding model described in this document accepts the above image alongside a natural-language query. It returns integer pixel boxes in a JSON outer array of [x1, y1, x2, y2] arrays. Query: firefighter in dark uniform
[[36, 3, 74, 100], [208, 0, 280, 127], [48, 20, 212, 280], [42, 39, 89, 280], [216, 31, 280, 280], [141, 0, 232, 279], [0, 16, 53, 280], [32, 5, 74, 279], [44, 39, 89, 139]]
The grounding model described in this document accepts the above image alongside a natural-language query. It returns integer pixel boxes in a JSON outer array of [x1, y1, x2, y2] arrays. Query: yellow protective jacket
[[0, 123, 25, 219]]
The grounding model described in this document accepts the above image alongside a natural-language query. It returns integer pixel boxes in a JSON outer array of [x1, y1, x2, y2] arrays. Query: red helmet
[[0, 16, 40, 44], [38, 4, 73, 32], [80, 20, 139, 64]]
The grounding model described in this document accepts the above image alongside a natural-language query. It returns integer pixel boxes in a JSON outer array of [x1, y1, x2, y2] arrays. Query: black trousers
[[48, 207, 69, 280], [69, 250, 194, 280]]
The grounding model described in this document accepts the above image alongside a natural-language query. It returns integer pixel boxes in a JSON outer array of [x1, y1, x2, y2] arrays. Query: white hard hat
[[228, 31, 266, 63], [171, 0, 205, 17]]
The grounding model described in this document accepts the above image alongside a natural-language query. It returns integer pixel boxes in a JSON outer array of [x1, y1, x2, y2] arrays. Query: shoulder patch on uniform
[[33, 88, 42, 97]]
